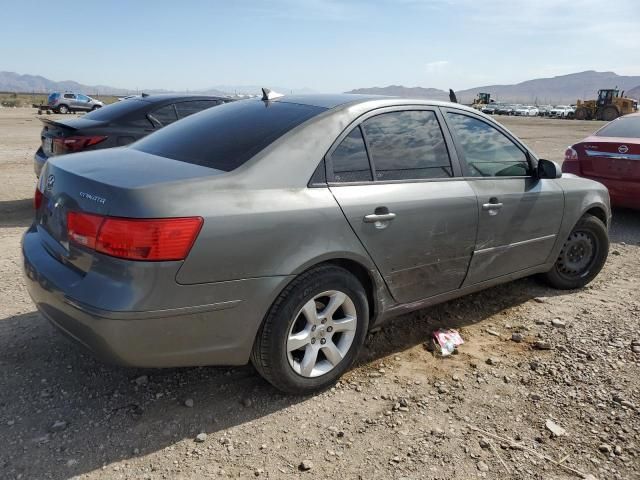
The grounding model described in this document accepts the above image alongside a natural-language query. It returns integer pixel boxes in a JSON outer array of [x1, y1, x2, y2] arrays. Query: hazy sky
[[2, 0, 639, 92]]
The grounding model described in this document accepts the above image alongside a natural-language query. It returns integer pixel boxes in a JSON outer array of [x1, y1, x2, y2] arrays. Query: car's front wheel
[[251, 265, 369, 394], [542, 214, 608, 290]]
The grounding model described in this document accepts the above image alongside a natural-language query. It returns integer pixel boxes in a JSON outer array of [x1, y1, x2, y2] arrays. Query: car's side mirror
[[537, 158, 562, 179]]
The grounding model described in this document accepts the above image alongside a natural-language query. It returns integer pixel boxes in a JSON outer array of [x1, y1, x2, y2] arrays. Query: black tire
[[602, 105, 619, 122], [574, 106, 590, 120], [57, 104, 69, 114], [251, 265, 369, 394], [542, 214, 608, 290], [91, 105, 101, 111]]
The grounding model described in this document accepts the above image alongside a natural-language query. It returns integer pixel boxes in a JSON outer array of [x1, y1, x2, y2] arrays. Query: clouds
[[425, 61, 450, 74]]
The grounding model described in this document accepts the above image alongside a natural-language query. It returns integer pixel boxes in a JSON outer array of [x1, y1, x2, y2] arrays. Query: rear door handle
[[364, 213, 397, 223], [482, 202, 503, 210]]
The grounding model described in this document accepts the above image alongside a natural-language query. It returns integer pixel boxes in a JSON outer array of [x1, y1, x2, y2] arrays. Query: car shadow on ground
[[609, 207, 640, 244], [0, 198, 32, 229], [1, 210, 638, 478], [0, 275, 571, 479]]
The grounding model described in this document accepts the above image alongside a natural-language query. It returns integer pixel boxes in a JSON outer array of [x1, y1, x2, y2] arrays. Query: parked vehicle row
[[25, 92, 613, 394], [480, 102, 576, 118]]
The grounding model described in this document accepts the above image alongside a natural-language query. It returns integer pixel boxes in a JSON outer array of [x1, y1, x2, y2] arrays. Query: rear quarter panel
[[175, 186, 377, 284]]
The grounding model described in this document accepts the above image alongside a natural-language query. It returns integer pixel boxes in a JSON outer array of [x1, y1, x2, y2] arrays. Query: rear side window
[[149, 104, 178, 127], [134, 100, 325, 172], [84, 99, 148, 121], [330, 127, 372, 182], [175, 100, 221, 119], [361, 110, 452, 180], [446, 113, 530, 177], [596, 116, 640, 138], [63, 93, 76, 99]]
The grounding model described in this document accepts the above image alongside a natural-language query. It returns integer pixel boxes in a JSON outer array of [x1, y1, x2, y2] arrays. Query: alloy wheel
[[286, 290, 357, 378]]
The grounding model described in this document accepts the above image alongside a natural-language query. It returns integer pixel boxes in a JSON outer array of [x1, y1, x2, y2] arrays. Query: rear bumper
[[22, 225, 292, 367]]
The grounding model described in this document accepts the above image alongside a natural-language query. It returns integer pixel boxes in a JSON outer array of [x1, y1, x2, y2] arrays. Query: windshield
[[595, 116, 640, 138]]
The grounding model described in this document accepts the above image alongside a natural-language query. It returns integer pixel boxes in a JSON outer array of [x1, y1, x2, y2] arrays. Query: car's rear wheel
[[542, 214, 608, 290], [251, 265, 369, 394], [57, 104, 69, 114]]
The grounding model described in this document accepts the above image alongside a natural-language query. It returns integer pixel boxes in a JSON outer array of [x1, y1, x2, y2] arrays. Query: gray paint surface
[[23, 95, 611, 368]]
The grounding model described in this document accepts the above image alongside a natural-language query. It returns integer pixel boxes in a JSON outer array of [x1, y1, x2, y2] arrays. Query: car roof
[[136, 93, 232, 103], [271, 93, 479, 114]]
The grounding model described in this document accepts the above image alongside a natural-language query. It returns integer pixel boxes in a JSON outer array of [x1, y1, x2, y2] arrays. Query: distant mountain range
[[348, 71, 640, 104], [0, 72, 313, 98], [0, 71, 134, 95], [2, 70, 640, 104], [626, 85, 640, 100]]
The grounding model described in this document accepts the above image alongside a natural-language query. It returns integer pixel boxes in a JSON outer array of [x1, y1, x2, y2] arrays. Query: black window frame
[[440, 107, 536, 179], [324, 106, 462, 186], [147, 103, 178, 128]]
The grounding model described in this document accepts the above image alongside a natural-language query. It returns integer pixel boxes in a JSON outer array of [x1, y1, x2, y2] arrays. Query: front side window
[[330, 127, 372, 182], [446, 113, 530, 177], [149, 104, 178, 127], [361, 110, 452, 181], [77, 94, 89, 102]]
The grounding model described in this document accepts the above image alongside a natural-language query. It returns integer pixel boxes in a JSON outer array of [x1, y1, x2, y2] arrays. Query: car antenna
[[261, 88, 284, 102], [141, 92, 149, 97], [449, 89, 458, 103]]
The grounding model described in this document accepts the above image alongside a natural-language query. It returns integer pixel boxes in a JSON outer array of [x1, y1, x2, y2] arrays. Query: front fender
[[546, 176, 611, 263]]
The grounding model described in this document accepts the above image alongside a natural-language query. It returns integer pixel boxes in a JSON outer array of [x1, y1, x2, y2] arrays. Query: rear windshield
[[84, 98, 148, 120], [596, 116, 640, 138], [133, 100, 326, 171]]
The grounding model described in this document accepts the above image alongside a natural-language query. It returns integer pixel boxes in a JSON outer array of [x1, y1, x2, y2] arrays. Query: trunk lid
[[577, 136, 640, 181], [39, 117, 109, 157], [36, 148, 223, 271]]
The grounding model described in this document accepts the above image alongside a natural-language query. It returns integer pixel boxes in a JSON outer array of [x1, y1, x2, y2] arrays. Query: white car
[[515, 106, 539, 116], [549, 105, 575, 118]]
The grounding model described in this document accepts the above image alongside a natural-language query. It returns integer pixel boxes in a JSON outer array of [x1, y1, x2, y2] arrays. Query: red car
[[563, 113, 640, 209]]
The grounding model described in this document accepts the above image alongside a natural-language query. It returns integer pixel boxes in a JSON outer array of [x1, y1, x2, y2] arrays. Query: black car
[[34, 94, 232, 177]]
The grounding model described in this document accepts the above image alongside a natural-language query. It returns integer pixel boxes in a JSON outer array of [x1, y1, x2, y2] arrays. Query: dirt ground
[[0, 108, 638, 480]]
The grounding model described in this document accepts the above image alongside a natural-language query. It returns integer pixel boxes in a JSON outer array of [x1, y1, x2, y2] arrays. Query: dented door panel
[[464, 178, 564, 285]]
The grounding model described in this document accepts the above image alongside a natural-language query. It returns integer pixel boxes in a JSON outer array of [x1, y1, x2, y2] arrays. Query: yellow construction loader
[[574, 88, 637, 121]]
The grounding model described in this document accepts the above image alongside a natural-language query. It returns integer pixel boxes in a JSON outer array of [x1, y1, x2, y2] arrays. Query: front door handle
[[364, 212, 397, 223], [482, 202, 503, 210]]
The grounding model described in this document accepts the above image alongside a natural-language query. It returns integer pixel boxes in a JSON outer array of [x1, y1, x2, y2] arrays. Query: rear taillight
[[34, 188, 43, 210], [67, 212, 203, 261], [564, 146, 578, 162], [53, 135, 108, 154], [67, 212, 103, 249]]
